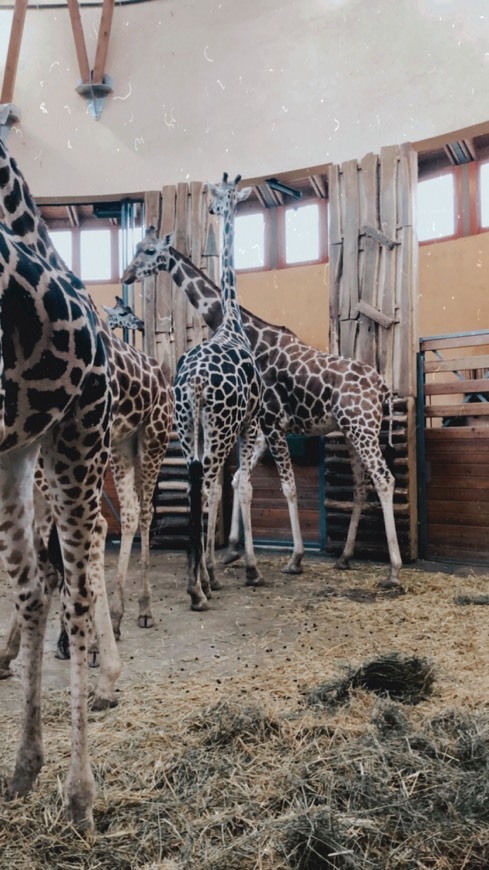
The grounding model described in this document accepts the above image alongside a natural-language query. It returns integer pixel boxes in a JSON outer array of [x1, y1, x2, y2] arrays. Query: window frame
[[235, 195, 328, 273], [417, 166, 462, 246]]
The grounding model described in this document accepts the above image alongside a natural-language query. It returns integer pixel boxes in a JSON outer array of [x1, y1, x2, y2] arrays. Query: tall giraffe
[[0, 214, 112, 828], [124, 174, 262, 610], [122, 230, 402, 588], [0, 139, 174, 651]]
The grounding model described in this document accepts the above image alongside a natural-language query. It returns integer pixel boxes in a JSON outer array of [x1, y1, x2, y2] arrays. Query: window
[[285, 203, 320, 264], [80, 229, 112, 281], [417, 173, 456, 241], [235, 213, 265, 270], [50, 231, 73, 270], [479, 162, 489, 228]]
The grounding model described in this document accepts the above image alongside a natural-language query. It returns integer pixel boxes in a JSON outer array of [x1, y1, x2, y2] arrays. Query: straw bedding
[[1, 556, 489, 869]]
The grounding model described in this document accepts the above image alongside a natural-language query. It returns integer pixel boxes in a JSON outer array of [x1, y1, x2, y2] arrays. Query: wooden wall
[[419, 331, 489, 563], [328, 143, 418, 397]]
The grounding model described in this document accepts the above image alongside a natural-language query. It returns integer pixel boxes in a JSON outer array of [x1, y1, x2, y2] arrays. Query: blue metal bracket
[[76, 74, 113, 121]]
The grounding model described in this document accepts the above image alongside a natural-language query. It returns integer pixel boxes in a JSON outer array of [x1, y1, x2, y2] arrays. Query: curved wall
[[3, 0, 489, 197]]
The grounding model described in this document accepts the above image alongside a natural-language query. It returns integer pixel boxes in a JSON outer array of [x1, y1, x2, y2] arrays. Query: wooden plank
[[425, 403, 489, 418], [92, 0, 115, 84], [427, 502, 489, 525], [421, 332, 489, 352], [328, 164, 342, 354], [428, 459, 489, 478], [173, 183, 190, 361], [340, 160, 360, 323], [427, 485, 489, 501], [424, 378, 489, 396], [339, 318, 357, 359], [141, 191, 161, 359], [67, 0, 91, 84], [424, 354, 489, 374], [396, 146, 417, 397], [378, 145, 398, 387], [189, 182, 205, 346], [357, 152, 378, 368], [156, 185, 176, 376], [425, 426, 489, 441], [1, 0, 28, 103]]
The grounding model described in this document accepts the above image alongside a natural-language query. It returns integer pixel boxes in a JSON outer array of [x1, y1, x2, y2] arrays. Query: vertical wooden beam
[[67, 0, 91, 84], [92, 0, 115, 84], [1, 0, 28, 104]]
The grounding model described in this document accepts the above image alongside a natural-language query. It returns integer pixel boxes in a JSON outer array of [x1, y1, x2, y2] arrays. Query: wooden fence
[[418, 330, 489, 562]]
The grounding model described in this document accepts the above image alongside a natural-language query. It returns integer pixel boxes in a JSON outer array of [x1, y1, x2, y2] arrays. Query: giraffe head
[[207, 172, 252, 217], [103, 295, 145, 331], [121, 228, 174, 284]]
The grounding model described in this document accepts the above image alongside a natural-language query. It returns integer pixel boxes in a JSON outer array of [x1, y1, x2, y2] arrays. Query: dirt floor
[[1, 544, 489, 868]]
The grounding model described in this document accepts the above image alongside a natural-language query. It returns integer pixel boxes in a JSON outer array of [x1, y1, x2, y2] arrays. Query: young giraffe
[[125, 174, 263, 609], [103, 294, 145, 332], [0, 215, 112, 827], [0, 139, 174, 648], [122, 230, 402, 588]]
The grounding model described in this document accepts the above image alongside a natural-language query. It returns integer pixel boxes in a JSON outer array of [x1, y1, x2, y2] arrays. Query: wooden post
[[1, 0, 28, 104], [92, 0, 115, 84], [67, 0, 91, 84]]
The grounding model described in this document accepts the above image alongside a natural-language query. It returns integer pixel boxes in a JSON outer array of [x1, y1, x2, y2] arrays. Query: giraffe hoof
[[245, 571, 265, 587], [90, 694, 119, 712], [137, 615, 154, 629], [281, 565, 303, 576], [191, 599, 210, 612], [379, 578, 405, 592], [210, 578, 223, 591], [334, 557, 351, 570], [221, 548, 242, 565]]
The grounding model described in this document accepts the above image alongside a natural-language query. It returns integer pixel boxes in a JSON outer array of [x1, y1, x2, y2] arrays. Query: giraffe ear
[[207, 182, 219, 197], [237, 186, 252, 202]]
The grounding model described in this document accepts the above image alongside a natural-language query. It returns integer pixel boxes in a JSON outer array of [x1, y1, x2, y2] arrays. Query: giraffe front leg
[[109, 453, 140, 639], [89, 516, 121, 710], [3, 455, 48, 800]]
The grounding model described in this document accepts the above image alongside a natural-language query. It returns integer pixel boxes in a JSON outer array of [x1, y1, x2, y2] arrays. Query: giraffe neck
[[166, 247, 290, 351], [0, 139, 67, 270], [219, 203, 244, 334]]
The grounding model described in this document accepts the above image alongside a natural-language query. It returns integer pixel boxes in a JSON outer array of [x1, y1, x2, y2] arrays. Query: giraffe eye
[[145, 247, 156, 255]]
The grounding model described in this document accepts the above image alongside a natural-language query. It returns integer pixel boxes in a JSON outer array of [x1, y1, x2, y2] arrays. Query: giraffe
[[0, 215, 112, 828], [125, 174, 262, 610], [103, 294, 145, 332], [122, 229, 403, 589], [0, 138, 174, 653]]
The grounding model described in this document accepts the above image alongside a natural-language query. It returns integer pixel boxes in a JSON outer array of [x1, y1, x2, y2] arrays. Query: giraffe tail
[[188, 374, 205, 566], [188, 458, 204, 568]]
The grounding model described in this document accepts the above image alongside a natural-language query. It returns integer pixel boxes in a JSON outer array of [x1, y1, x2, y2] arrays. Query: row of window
[[49, 161, 489, 280]]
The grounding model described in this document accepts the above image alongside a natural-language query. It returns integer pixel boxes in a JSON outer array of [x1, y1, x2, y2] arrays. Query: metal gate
[[417, 329, 489, 563]]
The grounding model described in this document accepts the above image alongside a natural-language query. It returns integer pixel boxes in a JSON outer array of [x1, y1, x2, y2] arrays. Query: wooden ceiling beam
[[1, 0, 28, 104], [92, 0, 115, 85], [67, 0, 91, 84]]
